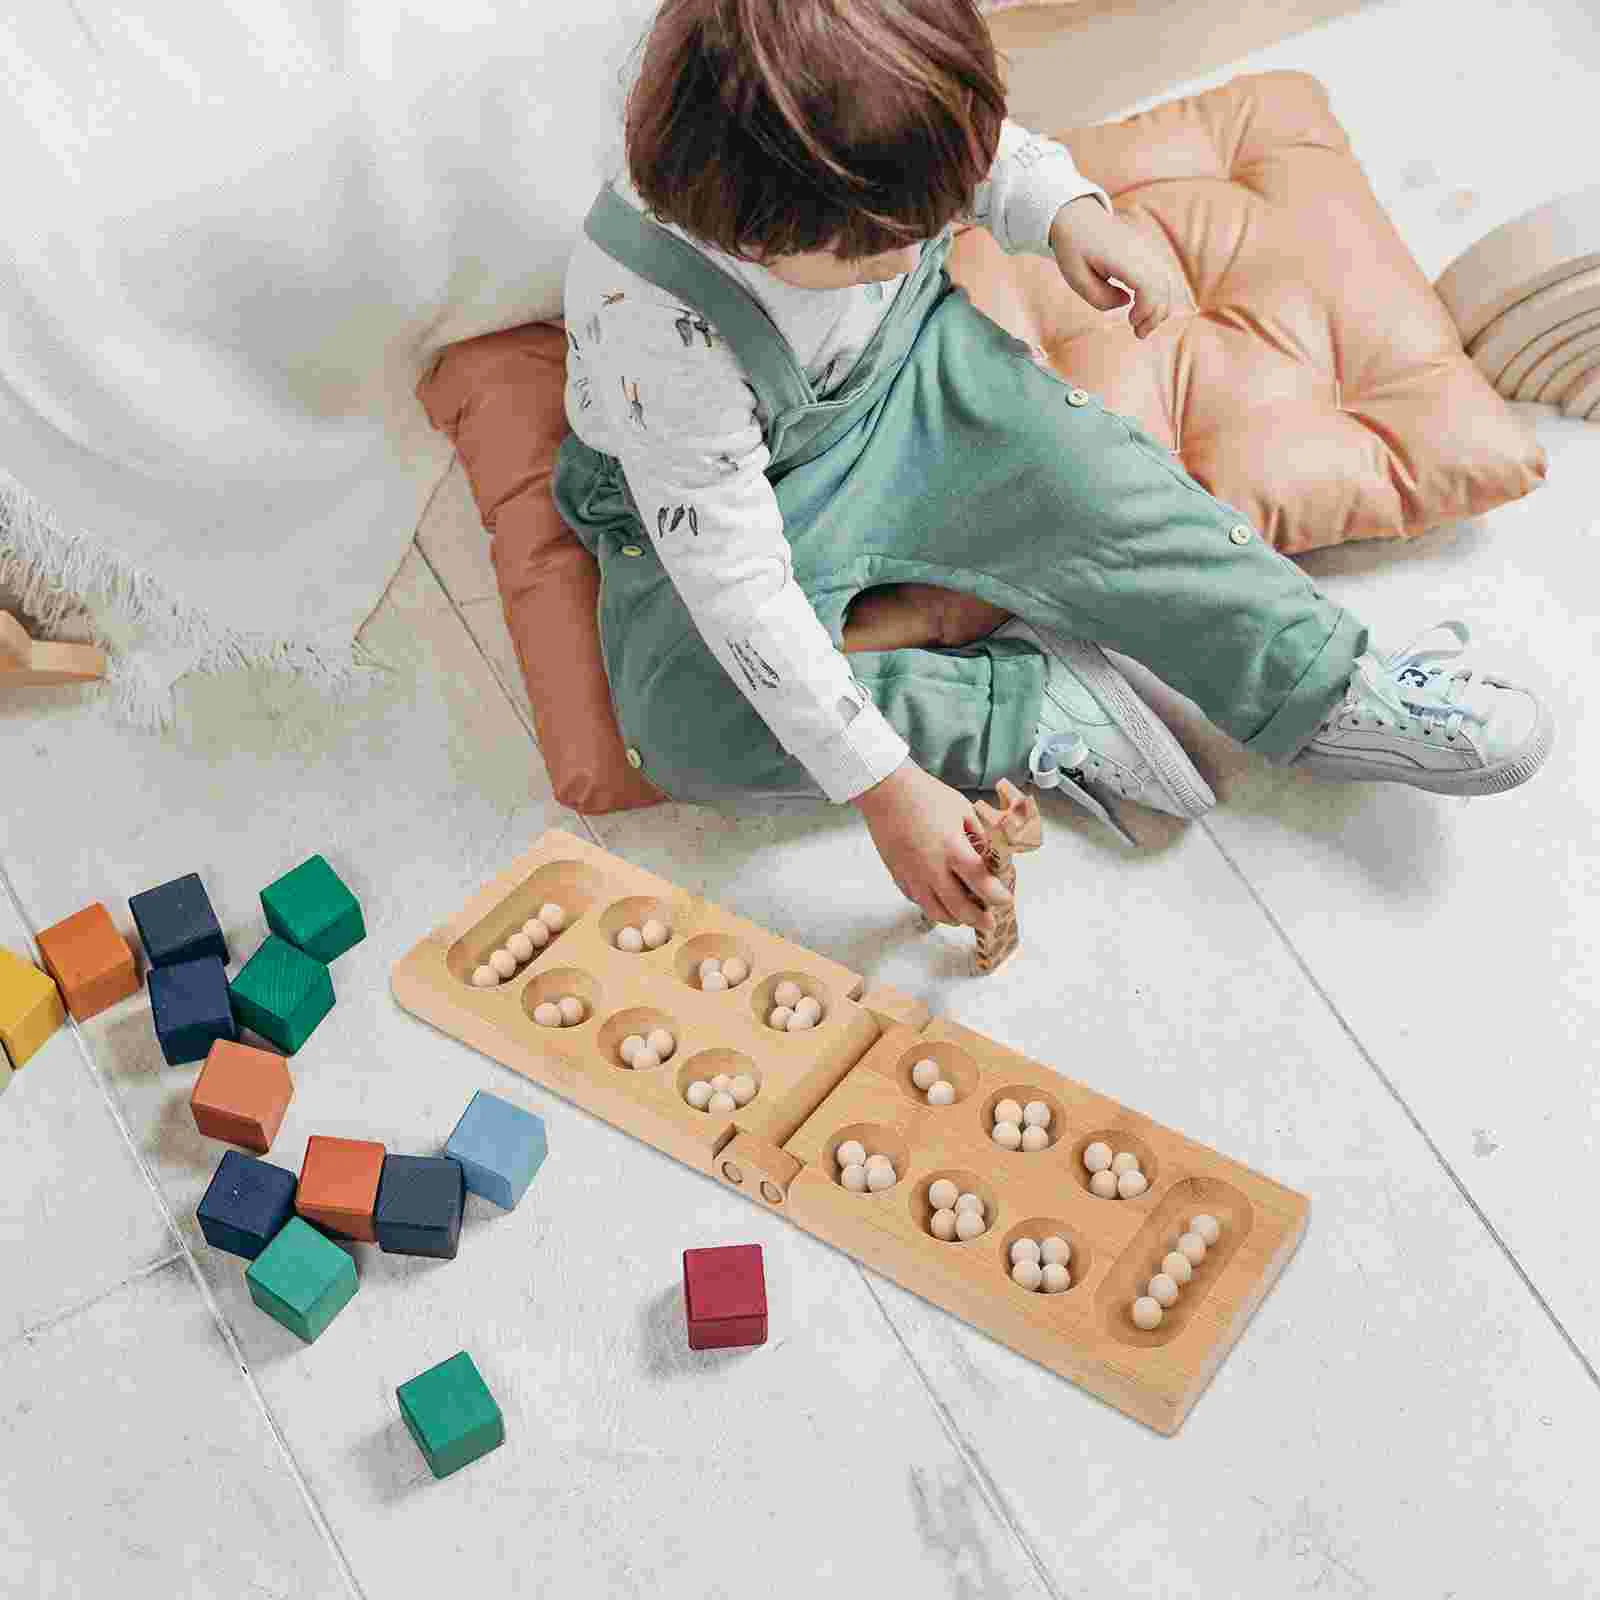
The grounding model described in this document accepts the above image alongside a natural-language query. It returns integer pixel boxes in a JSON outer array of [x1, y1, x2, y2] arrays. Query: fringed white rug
[[0, 471, 385, 729]]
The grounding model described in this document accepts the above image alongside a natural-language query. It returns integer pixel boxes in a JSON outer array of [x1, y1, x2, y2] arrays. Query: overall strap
[[582, 183, 816, 422]]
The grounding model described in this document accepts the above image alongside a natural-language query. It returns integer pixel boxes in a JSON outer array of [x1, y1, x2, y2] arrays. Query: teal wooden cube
[[397, 1351, 504, 1480], [245, 1216, 357, 1342], [444, 1090, 547, 1210], [261, 854, 366, 964], [229, 935, 333, 1054]]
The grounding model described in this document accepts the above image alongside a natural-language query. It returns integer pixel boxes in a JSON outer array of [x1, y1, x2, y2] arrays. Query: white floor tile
[[459, 596, 535, 727], [0, 893, 176, 1342], [1, 1262, 351, 1599], [415, 459, 499, 606]]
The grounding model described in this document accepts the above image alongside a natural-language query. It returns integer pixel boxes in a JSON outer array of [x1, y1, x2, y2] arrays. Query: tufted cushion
[[417, 70, 1546, 815]]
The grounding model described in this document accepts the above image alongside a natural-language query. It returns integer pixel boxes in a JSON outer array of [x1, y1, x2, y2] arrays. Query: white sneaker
[[1289, 619, 1555, 795], [995, 619, 1217, 840]]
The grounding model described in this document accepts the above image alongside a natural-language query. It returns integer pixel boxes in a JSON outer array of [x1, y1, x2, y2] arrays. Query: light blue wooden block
[[443, 1090, 547, 1210]]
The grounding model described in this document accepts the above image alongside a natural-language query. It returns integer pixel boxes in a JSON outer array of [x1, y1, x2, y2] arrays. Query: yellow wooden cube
[[0, 947, 66, 1069]]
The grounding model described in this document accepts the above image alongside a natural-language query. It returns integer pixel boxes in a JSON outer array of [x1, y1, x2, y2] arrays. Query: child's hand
[[1047, 195, 1191, 340], [852, 761, 1015, 932]]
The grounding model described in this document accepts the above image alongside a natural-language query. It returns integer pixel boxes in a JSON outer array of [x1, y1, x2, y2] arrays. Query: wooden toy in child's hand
[[969, 777, 1042, 975], [0, 612, 105, 687]]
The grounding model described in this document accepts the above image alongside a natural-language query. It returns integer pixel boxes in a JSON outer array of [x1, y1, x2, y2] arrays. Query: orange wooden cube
[[36, 903, 139, 1022], [297, 1134, 386, 1242], [190, 1040, 295, 1153]]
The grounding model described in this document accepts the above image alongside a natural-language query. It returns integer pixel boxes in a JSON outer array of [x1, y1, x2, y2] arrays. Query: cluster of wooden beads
[[614, 917, 671, 953], [1129, 1214, 1221, 1329], [618, 1027, 677, 1071], [835, 1138, 897, 1193], [767, 979, 822, 1031], [991, 1096, 1052, 1152], [1008, 1234, 1073, 1294], [1082, 1140, 1148, 1199], [925, 1178, 989, 1241], [470, 902, 566, 988], [909, 1057, 957, 1106], [696, 955, 749, 991], [532, 994, 586, 1028], [684, 1071, 759, 1114]]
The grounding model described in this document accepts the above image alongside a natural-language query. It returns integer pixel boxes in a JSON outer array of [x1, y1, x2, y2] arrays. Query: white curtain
[[0, 1, 656, 720]]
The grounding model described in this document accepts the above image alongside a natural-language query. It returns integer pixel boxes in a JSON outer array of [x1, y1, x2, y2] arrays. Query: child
[[555, 0, 1555, 935]]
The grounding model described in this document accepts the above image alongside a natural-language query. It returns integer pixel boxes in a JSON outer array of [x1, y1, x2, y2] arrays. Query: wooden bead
[[1010, 1237, 1041, 1265], [1022, 1101, 1050, 1129], [1148, 1274, 1180, 1307], [866, 1162, 897, 1192], [1162, 1251, 1193, 1284], [1117, 1170, 1148, 1199], [1190, 1213, 1221, 1245], [994, 1098, 1023, 1127], [911, 1058, 940, 1090], [522, 919, 551, 947], [646, 1027, 675, 1060], [1040, 1263, 1070, 1294], [767, 1005, 793, 1029], [955, 1207, 987, 1240], [536, 902, 566, 931], [471, 965, 499, 989], [1039, 1236, 1071, 1267], [685, 1080, 712, 1109], [631, 1046, 661, 1072], [702, 971, 729, 992], [1020, 1125, 1049, 1152], [489, 949, 517, 979], [619, 1034, 645, 1063], [927, 1080, 956, 1106], [1177, 1232, 1207, 1265], [1089, 1170, 1119, 1199], [928, 1179, 959, 1210], [720, 956, 749, 985], [954, 1192, 983, 1214], [730, 1073, 757, 1105], [1011, 1260, 1043, 1291], [837, 1140, 867, 1169], [533, 1001, 561, 1027], [707, 1090, 735, 1113], [1111, 1151, 1140, 1176], [616, 926, 644, 953], [773, 980, 802, 1008], [1083, 1142, 1113, 1173], [557, 995, 584, 1026], [1131, 1297, 1163, 1330], [793, 996, 822, 1024], [841, 1163, 869, 1192], [930, 1208, 958, 1241], [698, 957, 723, 982], [991, 1121, 1022, 1150], [506, 933, 534, 964], [641, 919, 669, 948]]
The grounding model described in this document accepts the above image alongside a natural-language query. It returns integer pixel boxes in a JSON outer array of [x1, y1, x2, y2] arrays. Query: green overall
[[553, 183, 1368, 805]]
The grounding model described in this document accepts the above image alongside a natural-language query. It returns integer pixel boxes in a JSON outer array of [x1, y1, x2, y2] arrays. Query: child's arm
[[967, 118, 1111, 258], [579, 291, 909, 806]]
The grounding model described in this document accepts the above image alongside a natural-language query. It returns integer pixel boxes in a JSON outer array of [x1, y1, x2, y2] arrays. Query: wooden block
[[390, 827, 1309, 1433], [245, 1215, 358, 1343], [1, 1049, 13, 1095], [375, 1154, 466, 1259], [683, 1244, 767, 1350], [297, 1134, 385, 1241], [229, 935, 334, 1055], [128, 871, 228, 969], [0, 947, 66, 1069], [444, 1089, 547, 1210], [149, 955, 237, 1066], [0, 612, 106, 687], [971, 778, 1042, 976], [36, 902, 139, 1022], [261, 853, 366, 963], [190, 1039, 295, 1152], [397, 1351, 504, 1479], [197, 1149, 299, 1260]]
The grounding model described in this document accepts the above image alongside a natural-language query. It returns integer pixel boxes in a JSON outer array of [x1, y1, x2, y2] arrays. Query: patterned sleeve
[[967, 117, 1111, 256], [574, 289, 909, 803]]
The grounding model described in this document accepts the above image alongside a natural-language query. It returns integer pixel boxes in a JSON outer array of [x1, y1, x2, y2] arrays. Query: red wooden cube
[[190, 1039, 295, 1153], [682, 1244, 767, 1351]]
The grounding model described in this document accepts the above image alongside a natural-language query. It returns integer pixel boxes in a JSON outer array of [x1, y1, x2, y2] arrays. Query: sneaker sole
[[1052, 638, 1218, 818], [1294, 698, 1556, 795]]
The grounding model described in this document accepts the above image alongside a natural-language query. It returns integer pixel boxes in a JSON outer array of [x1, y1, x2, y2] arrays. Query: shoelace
[[1337, 619, 1490, 742]]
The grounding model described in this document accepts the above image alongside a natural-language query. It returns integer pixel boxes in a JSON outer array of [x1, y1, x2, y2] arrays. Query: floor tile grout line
[[1197, 817, 1600, 1395], [8, 1251, 187, 1351], [854, 1266, 1071, 1600], [0, 860, 369, 1600]]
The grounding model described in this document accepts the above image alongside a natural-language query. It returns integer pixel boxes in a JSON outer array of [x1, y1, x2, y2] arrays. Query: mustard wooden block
[[0, 947, 66, 1068]]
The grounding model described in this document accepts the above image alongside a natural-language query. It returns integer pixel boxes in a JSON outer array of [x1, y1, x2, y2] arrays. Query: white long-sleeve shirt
[[563, 120, 1108, 803]]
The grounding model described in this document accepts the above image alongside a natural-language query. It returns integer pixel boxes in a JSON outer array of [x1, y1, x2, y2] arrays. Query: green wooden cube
[[229, 935, 334, 1054], [245, 1216, 358, 1343], [397, 1351, 505, 1480], [261, 854, 366, 964]]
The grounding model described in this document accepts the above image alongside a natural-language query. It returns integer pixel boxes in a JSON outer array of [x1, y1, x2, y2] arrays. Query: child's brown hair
[[625, 0, 1007, 262]]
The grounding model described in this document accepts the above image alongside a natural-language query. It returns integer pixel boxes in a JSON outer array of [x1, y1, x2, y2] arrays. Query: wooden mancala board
[[391, 829, 1308, 1433]]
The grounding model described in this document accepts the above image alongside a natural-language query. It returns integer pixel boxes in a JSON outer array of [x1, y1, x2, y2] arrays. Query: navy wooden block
[[375, 1155, 465, 1260], [197, 1149, 298, 1259], [149, 955, 237, 1065], [129, 871, 228, 969]]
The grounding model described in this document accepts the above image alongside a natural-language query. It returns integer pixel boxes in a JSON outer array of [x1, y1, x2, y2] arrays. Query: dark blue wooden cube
[[375, 1155, 466, 1260], [149, 955, 237, 1065], [129, 872, 228, 969], [197, 1149, 298, 1259]]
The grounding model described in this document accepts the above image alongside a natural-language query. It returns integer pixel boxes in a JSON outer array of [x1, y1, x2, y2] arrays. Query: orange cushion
[[416, 70, 1545, 815]]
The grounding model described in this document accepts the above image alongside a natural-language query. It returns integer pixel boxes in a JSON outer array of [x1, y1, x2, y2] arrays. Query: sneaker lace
[[1341, 619, 1488, 742]]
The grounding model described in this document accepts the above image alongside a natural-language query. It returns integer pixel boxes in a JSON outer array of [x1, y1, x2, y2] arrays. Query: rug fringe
[[0, 468, 385, 730]]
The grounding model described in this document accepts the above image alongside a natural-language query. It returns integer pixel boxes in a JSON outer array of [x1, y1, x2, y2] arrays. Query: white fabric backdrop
[[0, 1, 657, 719]]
